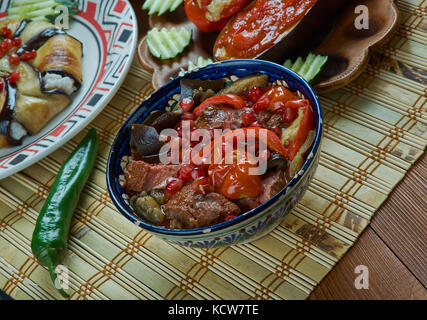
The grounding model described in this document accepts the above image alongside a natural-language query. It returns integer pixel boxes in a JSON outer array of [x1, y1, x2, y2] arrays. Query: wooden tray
[[137, 0, 399, 92]]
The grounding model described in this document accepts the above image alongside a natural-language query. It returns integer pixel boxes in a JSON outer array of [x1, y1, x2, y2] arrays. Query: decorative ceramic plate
[[0, 0, 138, 179]]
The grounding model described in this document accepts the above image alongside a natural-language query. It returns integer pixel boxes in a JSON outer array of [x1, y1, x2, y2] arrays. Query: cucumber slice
[[291, 57, 304, 73], [298, 53, 315, 76], [8, 0, 55, 15], [303, 55, 328, 83], [7, 0, 78, 22], [142, 0, 183, 16], [283, 53, 328, 84], [10, 0, 43, 7], [179, 56, 213, 76], [146, 27, 192, 60], [283, 59, 293, 69]]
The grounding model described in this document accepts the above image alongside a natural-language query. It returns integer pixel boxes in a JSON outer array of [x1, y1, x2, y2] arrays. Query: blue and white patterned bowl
[[106, 59, 322, 248]]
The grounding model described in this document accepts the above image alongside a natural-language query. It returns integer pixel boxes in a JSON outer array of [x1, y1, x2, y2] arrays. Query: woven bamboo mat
[[0, 0, 426, 300]]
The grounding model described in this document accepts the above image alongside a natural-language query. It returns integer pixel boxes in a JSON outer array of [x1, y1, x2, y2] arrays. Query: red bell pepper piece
[[285, 99, 314, 160], [255, 85, 299, 114], [245, 127, 288, 159], [192, 94, 246, 118], [197, 127, 288, 162]]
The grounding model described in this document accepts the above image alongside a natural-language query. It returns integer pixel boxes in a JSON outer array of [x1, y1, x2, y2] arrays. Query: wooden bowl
[[137, 0, 399, 92]]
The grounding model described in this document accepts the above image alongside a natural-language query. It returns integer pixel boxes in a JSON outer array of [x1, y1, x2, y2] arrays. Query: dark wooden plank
[[370, 154, 427, 285], [309, 228, 426, 300]]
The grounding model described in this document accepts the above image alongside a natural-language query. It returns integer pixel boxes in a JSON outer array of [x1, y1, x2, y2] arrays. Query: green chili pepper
[[31, 128, 99, 298]]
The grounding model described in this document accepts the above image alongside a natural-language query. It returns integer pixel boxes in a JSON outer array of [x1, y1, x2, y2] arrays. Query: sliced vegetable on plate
[[146, 27, 192, 59], [178, 56, 213, 77], [213, 0, 348, 62], [142, 0, 184, 16], [7, 0, 79, 22], [0, 18, 83, 148], [283, 53, 328, 84]]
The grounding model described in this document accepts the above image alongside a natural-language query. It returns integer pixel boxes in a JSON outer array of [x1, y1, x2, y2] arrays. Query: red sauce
[[214, 0, 318, 60]]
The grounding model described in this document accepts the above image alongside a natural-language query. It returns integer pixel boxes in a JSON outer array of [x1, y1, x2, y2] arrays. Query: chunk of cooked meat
[[195, 105, 283, 131], [257, 169, 287, 203], [234, 197, 260, 212], [234, 169, 287, 211], [195, 105, 244, 130], [255, 111, 282, 130], [123, 160, 181, 192], [164, 182, 241, 229]]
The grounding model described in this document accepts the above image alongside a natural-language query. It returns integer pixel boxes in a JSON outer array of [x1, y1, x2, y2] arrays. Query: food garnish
[[7, 0, 79, 23], [283, 53, 328, 84], [178, 56, 213, 77], [146, 27, 192, 59], [31, 128, 99, 298], [142, 0, 183, 16]]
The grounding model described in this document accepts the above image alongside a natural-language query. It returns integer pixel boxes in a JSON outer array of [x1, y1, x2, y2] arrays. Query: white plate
[[0, 0, 137, 179]]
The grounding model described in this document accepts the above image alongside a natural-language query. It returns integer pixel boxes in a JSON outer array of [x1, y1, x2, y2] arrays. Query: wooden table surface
[[130, 0, 426, 300], [310, 153, 426, 300]]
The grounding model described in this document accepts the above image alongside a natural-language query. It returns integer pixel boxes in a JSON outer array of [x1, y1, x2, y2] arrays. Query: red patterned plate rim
[[0, 0, 138, 179]]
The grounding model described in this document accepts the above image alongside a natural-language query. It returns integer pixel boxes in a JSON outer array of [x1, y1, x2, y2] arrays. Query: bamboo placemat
[[0, 0, 425, 300]]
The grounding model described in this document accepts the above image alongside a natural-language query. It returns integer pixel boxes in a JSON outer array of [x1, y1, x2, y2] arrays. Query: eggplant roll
[[0, 19, 82, 148]]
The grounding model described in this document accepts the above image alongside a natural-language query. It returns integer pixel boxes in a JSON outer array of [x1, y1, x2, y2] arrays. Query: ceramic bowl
[[106, 59, 323, 248]]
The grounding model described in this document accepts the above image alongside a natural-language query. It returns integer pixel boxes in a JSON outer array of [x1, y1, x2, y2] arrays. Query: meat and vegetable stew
[[121, 74, 315, 229]]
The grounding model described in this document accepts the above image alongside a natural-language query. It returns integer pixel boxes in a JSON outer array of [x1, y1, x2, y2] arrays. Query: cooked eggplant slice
[[267, 153, 289, 172], [218, 74, 269, 96], [143, 110, 166, 126], [17, 20, 55, 43], [180, 78, 226, 107], [33, 34, 83, 85], [15, 93, 71, 135], [288, 130, 315, 178], [0, 79, 29, 146], [281, 108, 305, 146], [0, 86, 12, 148], [17, 27, 67, 56], [0, 57, 14, 74], [0, 85, 6, 114], [130, 124, 165, 158], [214, 0, 350, 63], [0, 19, 83, 148], [17, 62, 42, 96], [13, 19, 31, 38], [133, 195, 165, 225], [180, 78, 226, 96], [13, 20, 82, 89], [150, 112, 181, 132]]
